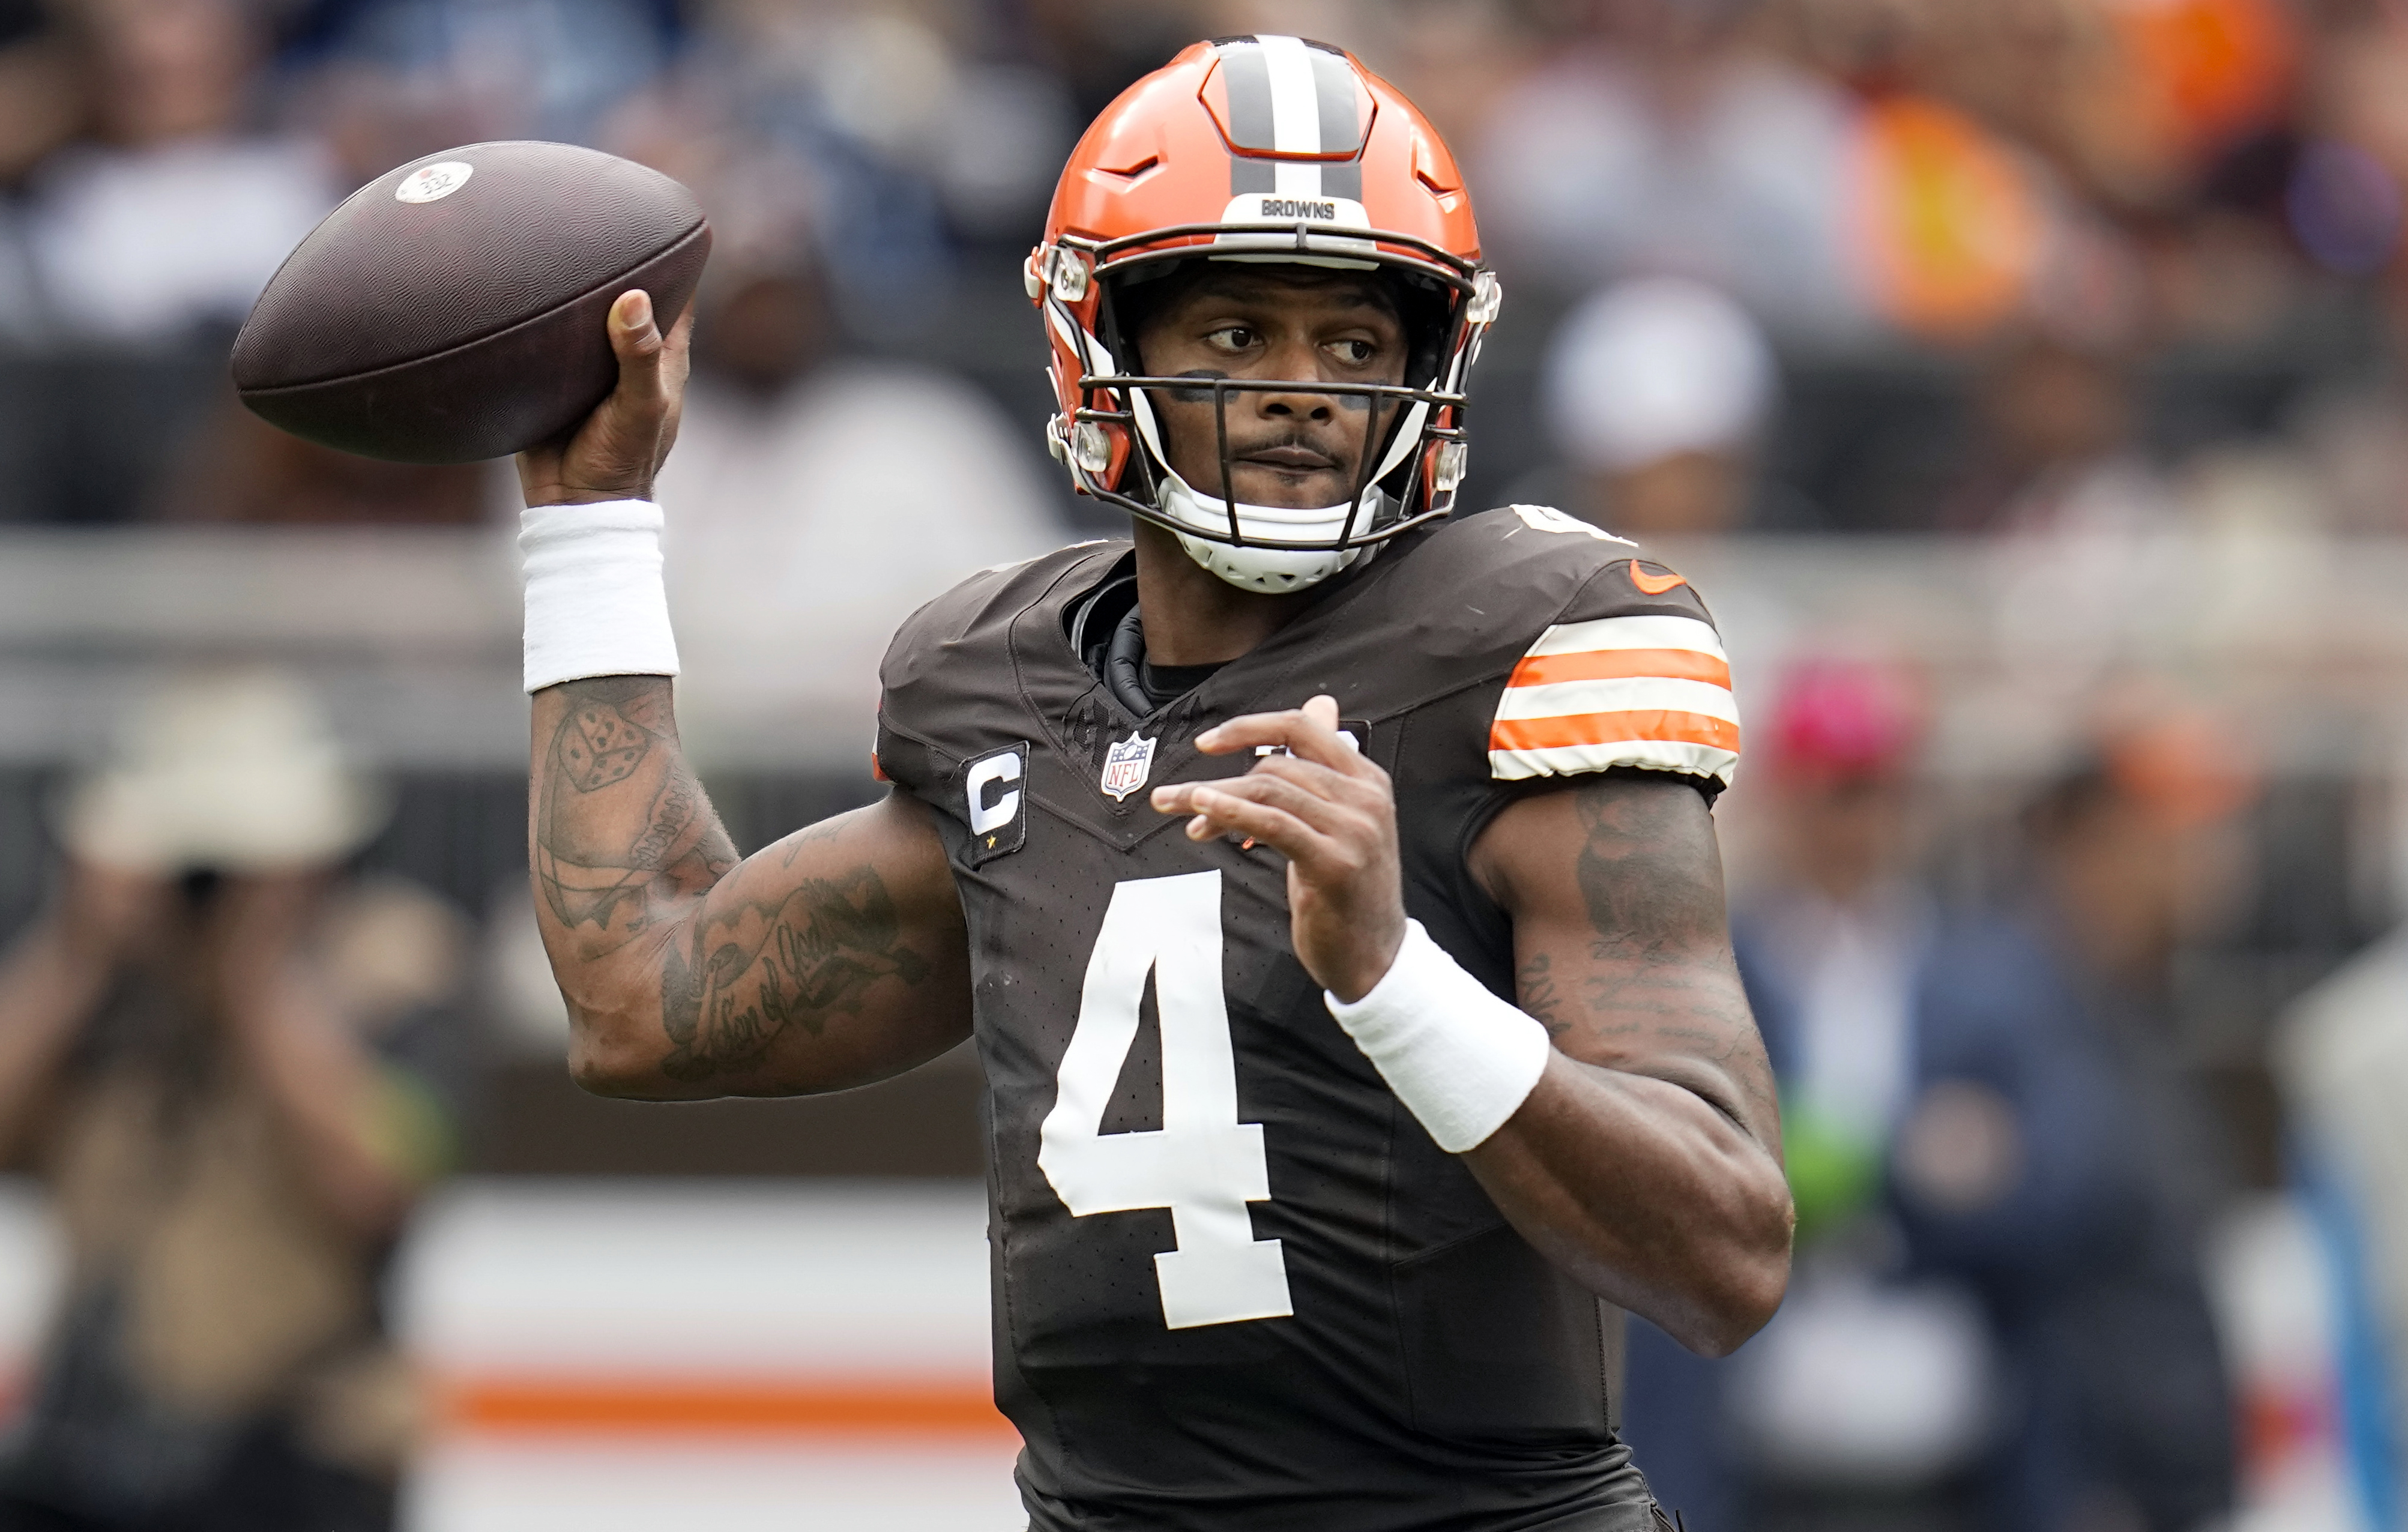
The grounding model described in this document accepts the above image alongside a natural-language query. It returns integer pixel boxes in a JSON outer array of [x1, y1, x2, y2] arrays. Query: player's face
[[1133, 268, 1408, 510]]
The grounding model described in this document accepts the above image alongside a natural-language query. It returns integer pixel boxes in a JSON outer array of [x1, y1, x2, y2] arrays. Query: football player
[[516, 37, 1791, 1531]]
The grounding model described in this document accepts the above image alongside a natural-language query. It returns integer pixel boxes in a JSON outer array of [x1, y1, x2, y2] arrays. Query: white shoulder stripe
[[1522, 614, 1727, 660], [1494, 676, 1741, 725], [1489, 740, 1740, 784]]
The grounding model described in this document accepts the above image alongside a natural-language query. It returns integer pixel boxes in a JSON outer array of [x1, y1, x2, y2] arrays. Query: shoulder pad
[[881, 541, 1115, 693], [1398, 507, 1740, 791], [876, 540, 1124, 792]]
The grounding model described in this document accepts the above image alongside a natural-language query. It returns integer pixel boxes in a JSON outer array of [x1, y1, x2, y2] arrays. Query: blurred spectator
[[0, 669, 471, 1531], [654, 245, 1069, 759], [0, 1, 78, 189], [1966, 332, 2200, 705], [1902, 0, 2293, 214], [1022, 0, 1210, 124], [0, 2, 82, 346], [1951, 333, 2150, 534], [1850, 91, 2054, 343], [1495, 0, 2188, 348], [23, 0, 333, 348], [1894, 711, 2251, 1532], [2306, 5, 2408, 301], [1540, 276, 1803, 536], [152, 401, 495, 525], [1741, 660, 1936, 1243], [1475, 0, 1875, 336], [1725, 660, 1991, 1516], [1622, 658, 1991, 1530], [2272, 928, 2408, 1531], [638, 0, 1075, 323], [0, 0, 338, 523], [282, 0, 671, 153]]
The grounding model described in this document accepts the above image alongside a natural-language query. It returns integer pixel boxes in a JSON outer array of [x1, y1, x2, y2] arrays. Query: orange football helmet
[[1028, 35, 1500, 591]]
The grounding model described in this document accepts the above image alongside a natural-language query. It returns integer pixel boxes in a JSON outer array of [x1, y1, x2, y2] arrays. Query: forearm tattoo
[[533, 676, 934, 1082], [534, 677, 737, 947]]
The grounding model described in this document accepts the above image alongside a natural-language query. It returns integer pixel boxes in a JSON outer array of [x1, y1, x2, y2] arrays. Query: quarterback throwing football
[[519, 36, 1791, 1531]]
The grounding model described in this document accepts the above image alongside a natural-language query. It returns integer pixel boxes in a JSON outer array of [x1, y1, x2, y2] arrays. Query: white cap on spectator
[[1545, 276, 1777, 472], [56, 668, 388, 873]]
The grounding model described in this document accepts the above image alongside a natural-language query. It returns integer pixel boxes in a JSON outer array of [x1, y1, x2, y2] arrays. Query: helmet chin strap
[[1121, 360, 1431, 594], [1155, 469, 1382, 593]]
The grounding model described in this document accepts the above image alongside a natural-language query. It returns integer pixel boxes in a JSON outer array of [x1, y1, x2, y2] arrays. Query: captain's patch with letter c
[[964, 743, 1030, 864]]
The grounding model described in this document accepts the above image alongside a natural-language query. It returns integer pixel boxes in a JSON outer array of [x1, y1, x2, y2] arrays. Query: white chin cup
[[1156, 471, 1378, 594]]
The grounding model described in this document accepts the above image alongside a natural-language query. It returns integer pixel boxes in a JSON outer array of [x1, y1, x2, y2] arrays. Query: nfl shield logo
[[1100, 731, 1158, 801]]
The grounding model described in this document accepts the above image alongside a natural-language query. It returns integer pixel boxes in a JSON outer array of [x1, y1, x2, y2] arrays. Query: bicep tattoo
[[1546, 780, 1776, 1120], [1516, 950, 1569, 1039]]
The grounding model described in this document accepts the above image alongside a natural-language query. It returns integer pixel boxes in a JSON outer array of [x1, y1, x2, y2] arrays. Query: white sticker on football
[[396, 161, 475, 204]]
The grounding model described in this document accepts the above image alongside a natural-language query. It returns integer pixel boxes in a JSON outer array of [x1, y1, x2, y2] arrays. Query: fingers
[[1196, 693, 1369, 773], [1161, 693, 1384, 841], [1158, 760, 1353, 835], [1172, 782, 1335, 863], [519, 291, 684, 505], [1152, 756, 1391, 881], [651, 310, 694, 469], [608, 289, 666, 406]]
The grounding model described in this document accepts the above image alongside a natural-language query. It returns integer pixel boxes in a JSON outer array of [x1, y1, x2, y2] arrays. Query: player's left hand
[[1152, 695, 1405, 1003]]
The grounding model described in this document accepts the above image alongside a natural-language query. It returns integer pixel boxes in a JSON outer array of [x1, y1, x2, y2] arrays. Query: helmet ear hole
[[1071, 421, 1114, 477]]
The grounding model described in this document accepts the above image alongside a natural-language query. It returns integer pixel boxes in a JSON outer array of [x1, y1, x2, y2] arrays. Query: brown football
[[231, 142, 711, 465]]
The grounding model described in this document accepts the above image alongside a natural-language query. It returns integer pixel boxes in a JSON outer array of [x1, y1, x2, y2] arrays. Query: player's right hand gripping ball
[[230, 141, 711, 465]]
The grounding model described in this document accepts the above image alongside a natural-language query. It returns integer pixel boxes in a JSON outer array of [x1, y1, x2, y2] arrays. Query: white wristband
[[1325, 920, 1553, 1153], [519, 500, 681, 694]]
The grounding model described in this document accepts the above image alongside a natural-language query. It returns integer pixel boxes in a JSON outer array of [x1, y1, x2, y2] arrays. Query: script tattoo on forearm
[[1565, 781, 1776, 1119], [659, 867, 932, 1081], [533, 676, 737, 950]]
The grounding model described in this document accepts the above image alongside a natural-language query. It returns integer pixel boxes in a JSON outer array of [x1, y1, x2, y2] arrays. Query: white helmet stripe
[[1257, 36, 1323, 154]]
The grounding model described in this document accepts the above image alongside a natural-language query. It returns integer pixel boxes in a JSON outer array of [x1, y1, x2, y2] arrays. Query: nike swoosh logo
[[1629, 560, 1687, 596]]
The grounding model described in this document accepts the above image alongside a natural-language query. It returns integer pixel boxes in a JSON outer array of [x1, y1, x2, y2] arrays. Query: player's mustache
[[1229, 433, 1347, 470], [1159, 370, 1384, 415]]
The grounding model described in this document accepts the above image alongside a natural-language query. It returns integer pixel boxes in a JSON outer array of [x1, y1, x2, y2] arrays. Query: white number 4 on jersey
[[1038, 871, 1294, 1329]]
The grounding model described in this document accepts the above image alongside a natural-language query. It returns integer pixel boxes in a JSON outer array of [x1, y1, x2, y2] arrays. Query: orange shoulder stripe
[[1490, 710, 1741, 755], [1507, 647, 1732, 691]]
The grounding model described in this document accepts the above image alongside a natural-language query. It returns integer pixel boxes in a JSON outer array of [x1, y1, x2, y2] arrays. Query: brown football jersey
[[874, 506, 1738, 1531]]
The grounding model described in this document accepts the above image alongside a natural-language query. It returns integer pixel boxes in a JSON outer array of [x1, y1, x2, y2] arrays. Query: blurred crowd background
[[0, 0, 2403, 1529]]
